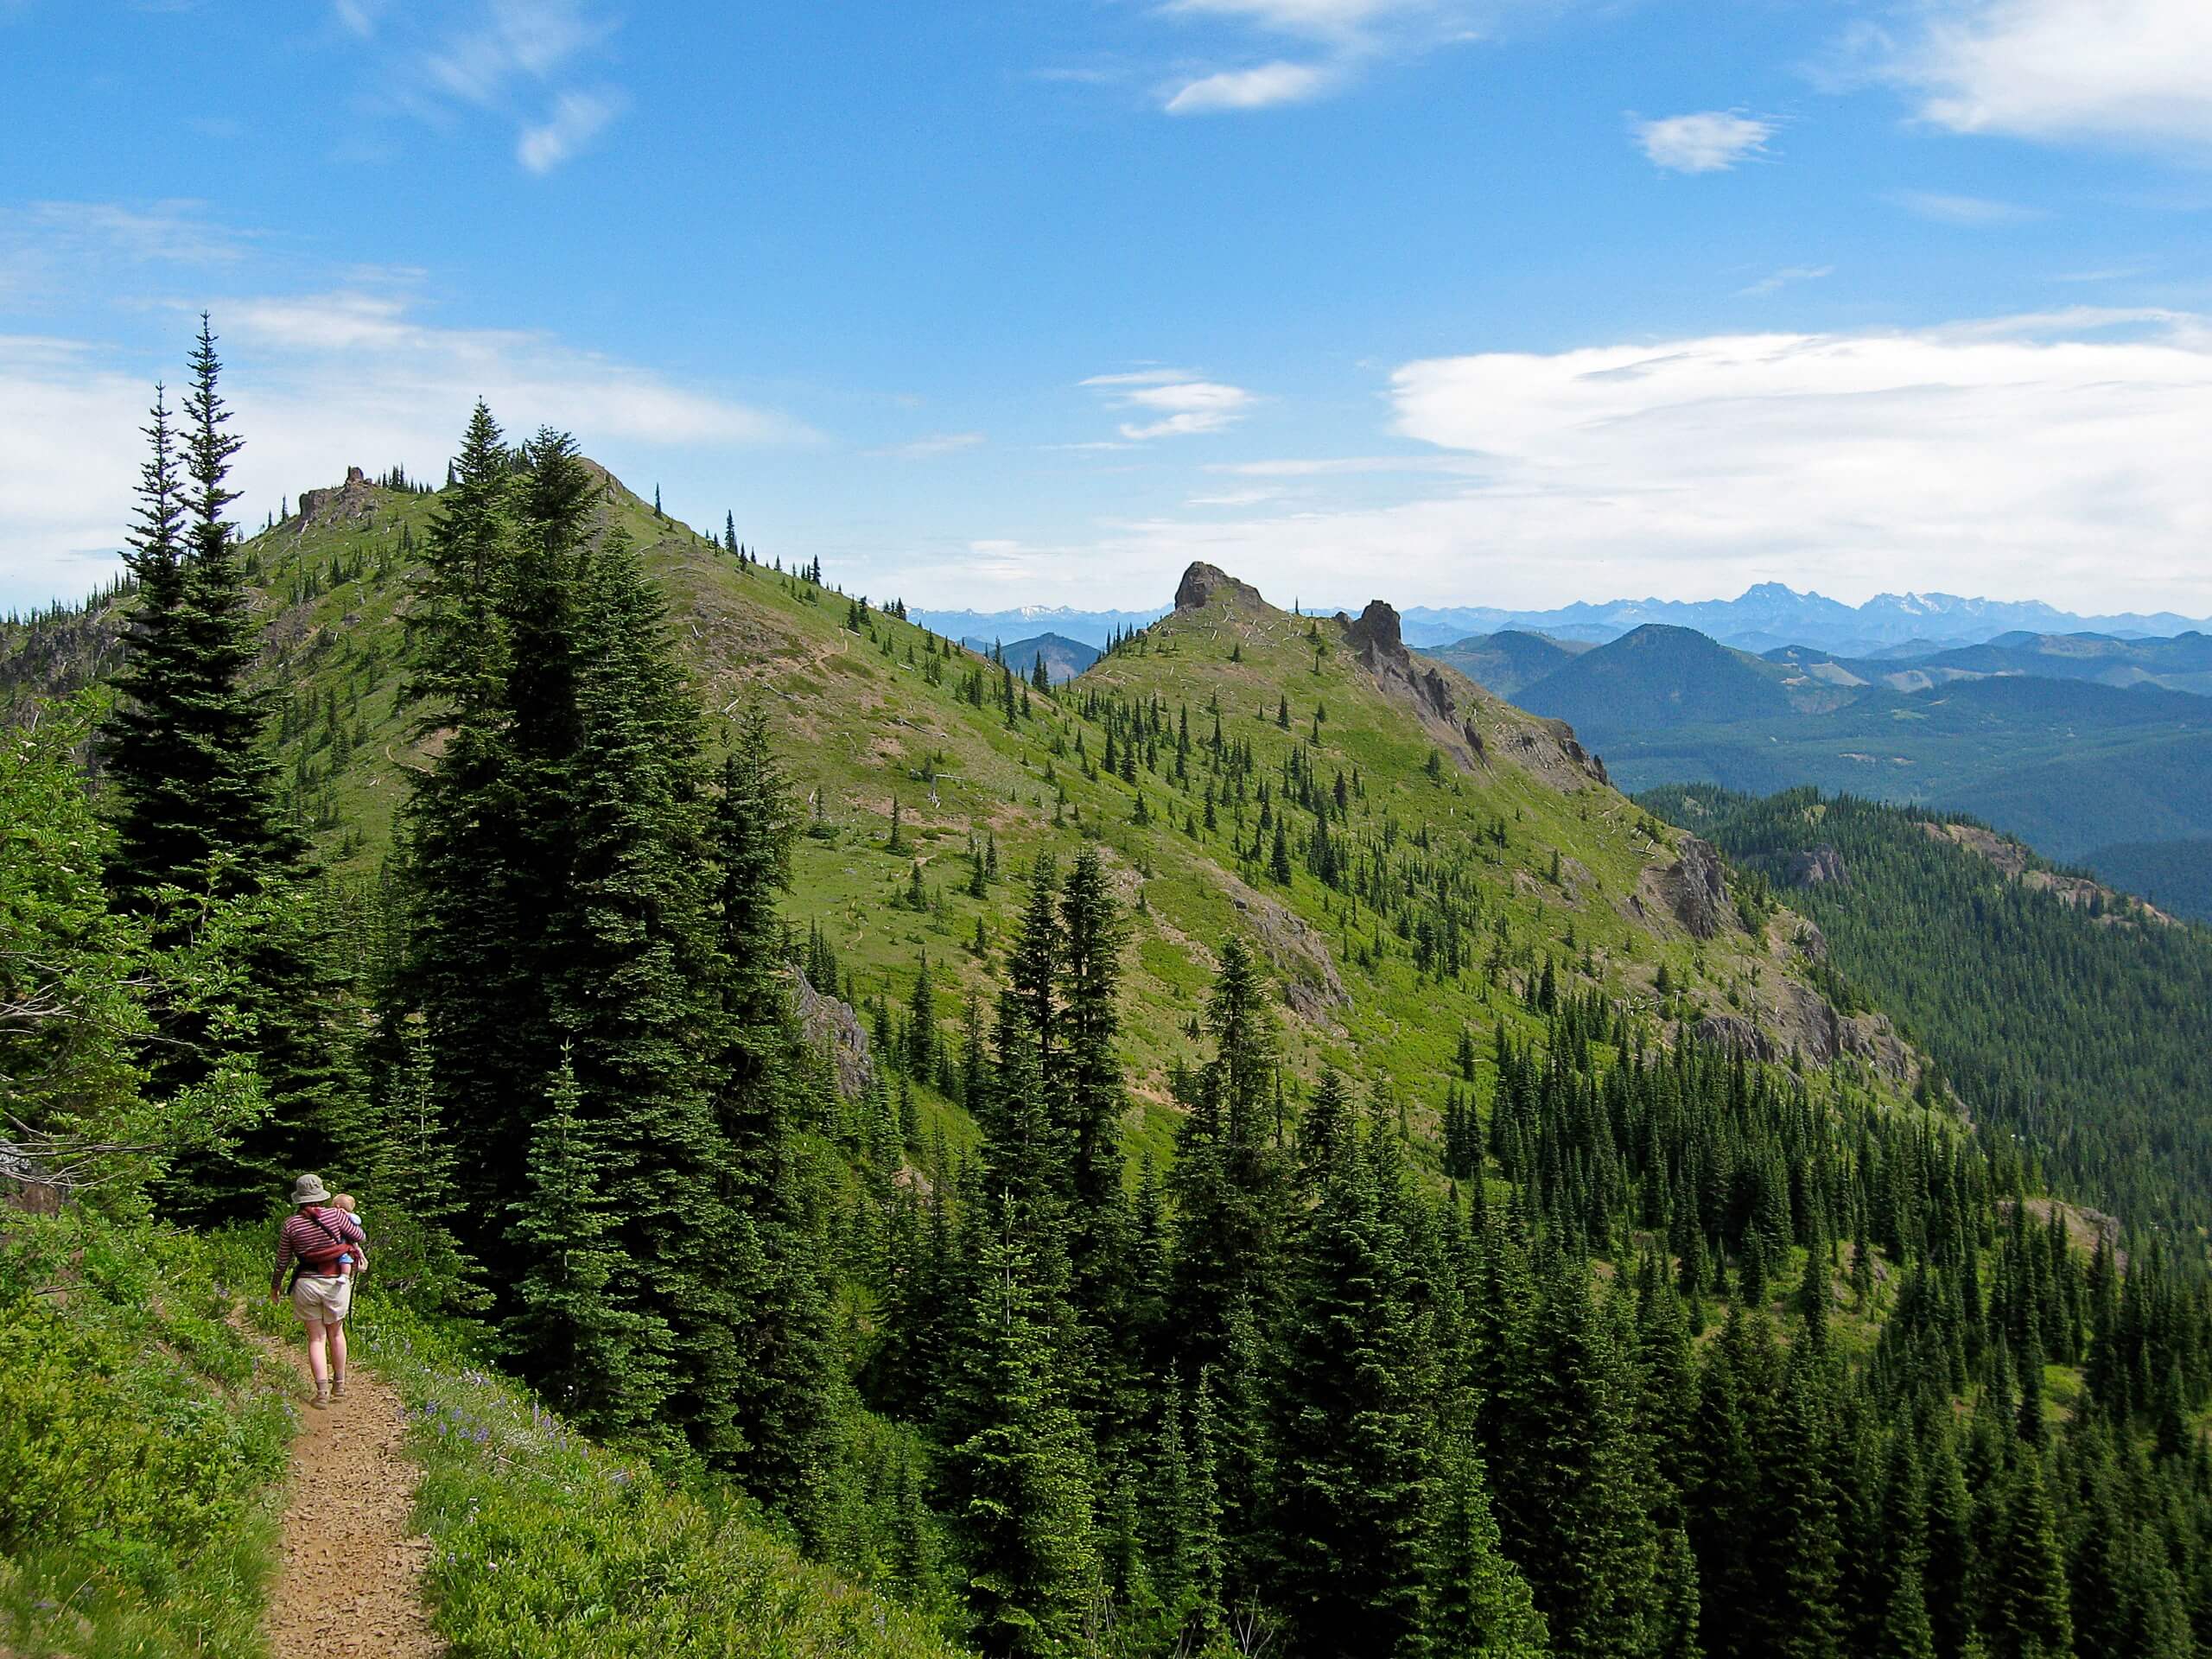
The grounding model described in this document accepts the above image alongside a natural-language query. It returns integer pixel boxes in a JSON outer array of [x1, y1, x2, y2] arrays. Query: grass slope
[[0, 1211, 293, 1659], [0, 465, 1923, 1165]]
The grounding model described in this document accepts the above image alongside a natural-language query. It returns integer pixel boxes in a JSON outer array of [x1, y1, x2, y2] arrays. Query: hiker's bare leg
[[327, 1318, 348, 1382], [304, 1319, 331, 1389]]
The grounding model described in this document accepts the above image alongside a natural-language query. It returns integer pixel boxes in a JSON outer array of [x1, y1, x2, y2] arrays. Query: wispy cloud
[[11, 200, 255, 267], [1634, 111, 1773, 173], [1881, 0, 2212, 153], [1890, 189, 2041, 226], [0, 200, 264, 310], [423, 0, 611, 105], [517, 88, 623, 173], [1166, 61, 1332, 113], [346, 0, 627, 171], [871, 431, 988, 460], [1737, 264, 1834, 297], [1140, 0, 1544, 116], [1082, 370, 1257, 439]]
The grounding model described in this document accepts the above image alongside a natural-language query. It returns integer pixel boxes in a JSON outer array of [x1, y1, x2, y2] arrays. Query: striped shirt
[[271, 1207, 366, 1289]]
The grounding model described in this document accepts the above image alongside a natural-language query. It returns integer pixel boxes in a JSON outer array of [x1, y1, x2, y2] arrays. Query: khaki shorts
[[291, 1274, 353, 1325]]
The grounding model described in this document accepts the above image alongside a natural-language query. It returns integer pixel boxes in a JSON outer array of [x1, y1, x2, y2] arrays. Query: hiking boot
[[310, 1381, 329, 1410], [330, 1375, 346, 1402]]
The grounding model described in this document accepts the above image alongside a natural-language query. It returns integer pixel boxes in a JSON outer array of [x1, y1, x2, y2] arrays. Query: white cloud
[[1081, 368, 1204, 386], [1737, 264, 1834, 297], [333, 0, 383, 36], [1083, 372, 1257, 439], [1165, 0, 1442, 40], [1888, 0, 2212, 151], [517, 87, 622, 172], [1891, 189, 2040, 226], [346, 0, 626, 170], [1141, 0, 1543, 113], [1165, 60, 1332, 112], [424, 0, 608, 105], [0, 293, 813, 609], [872, 431, 988, 460], [1634, 111, 1773, 173], [996, 311, 2212, 615]]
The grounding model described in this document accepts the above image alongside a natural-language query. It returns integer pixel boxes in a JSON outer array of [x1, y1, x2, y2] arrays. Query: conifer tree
[[397, 399, 528, 1262], [1170, 938, 1293, 1373], [108, 320, 329, 1218], [1269, 1116, 1437, 1655], [1488, 1251, 1657, 1659], [548, 522, 737, 1456], [103, 381, 194, 899], [938, 1198, 1100, 1657], [507, 1050, 674, 1440], [709, 698, 841, 1534], [1421, 1433, 1550, 1659]]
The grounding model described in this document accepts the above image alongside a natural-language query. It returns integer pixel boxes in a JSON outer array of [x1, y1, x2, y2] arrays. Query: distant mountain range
[[959, 631, 1102, 685], [918, 584, 2211, 658], [914, 604, 1166, 649], [1421, 621, 2212, 880], [1394, 583, 2212, 654]]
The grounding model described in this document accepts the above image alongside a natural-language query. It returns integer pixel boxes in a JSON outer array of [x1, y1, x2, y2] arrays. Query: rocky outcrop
[[1175, 563, 1266, 613], [791, 964, 873, 1098], [1655, 836, 1734, 939], [1224, 878, 1351, 1024], [296, 466, 379, 527], [1788, 845, 1848, 887], [1694, 1013, 1774, 1061], [1340, 600, 1459, 720], [1922, 819, 2172, 925]]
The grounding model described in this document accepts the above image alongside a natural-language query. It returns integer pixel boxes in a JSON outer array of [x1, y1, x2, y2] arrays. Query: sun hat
[[290, 1173, 331, 1205]]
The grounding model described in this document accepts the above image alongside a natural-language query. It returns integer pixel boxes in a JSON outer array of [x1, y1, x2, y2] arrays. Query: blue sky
[[4, 0, 2211, 616]]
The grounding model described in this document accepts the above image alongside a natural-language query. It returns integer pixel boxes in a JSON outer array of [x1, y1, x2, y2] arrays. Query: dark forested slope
[[1644, 783, 2212, 1236]]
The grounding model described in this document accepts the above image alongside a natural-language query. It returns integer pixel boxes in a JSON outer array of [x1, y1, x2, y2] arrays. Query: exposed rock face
[[1658, 836, 1733, 939], [1789, 845, 1848, 887], [296, 466, 378, 527], [1224, 878, 1351, 1024], [791, 964, 873, 1099], [1340, 600, 1459, 720], [1175, 562, 1265, 613], [1342, 598, 1404, 661], [1921, 819, 2172, 925], [1694, 1013, 1774, 1060], [1697, 989, 1911, 1081]]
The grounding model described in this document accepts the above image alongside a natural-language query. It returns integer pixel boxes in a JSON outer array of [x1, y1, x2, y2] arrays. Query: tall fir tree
[[938, 1198, 1101, 1658]]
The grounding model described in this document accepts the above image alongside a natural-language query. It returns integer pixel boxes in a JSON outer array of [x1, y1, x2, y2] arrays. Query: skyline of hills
[[911, 582, 2212, 657]]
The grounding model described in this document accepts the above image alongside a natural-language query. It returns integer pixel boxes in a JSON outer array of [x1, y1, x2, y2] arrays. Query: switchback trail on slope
[[260, 1332, 442, 1657]]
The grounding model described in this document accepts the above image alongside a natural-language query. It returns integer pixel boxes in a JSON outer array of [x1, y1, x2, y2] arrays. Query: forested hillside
[[1643, 784, 2212, 1240], [12, 329, 2212, 1659]]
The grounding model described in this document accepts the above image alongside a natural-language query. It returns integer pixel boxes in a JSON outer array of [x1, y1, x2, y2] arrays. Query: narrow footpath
[[261, 1338, 443, 1657]]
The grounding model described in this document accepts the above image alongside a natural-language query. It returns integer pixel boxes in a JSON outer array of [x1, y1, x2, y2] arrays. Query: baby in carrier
[[332, 1193, 365, 1280]]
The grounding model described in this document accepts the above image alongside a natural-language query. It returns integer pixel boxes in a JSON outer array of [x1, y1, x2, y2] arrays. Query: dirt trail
[[261, 1335, 442, 1657]]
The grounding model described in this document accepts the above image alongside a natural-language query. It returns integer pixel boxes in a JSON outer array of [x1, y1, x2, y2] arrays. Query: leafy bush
[[0, 1213, 293, 1658]]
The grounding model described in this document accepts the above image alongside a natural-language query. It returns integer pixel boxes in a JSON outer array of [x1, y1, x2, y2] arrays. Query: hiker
[[270, 1173, 367, 1408]]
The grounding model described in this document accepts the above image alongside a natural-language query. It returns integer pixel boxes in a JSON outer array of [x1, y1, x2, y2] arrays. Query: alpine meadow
[[10, 4, 2212, 1657]]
